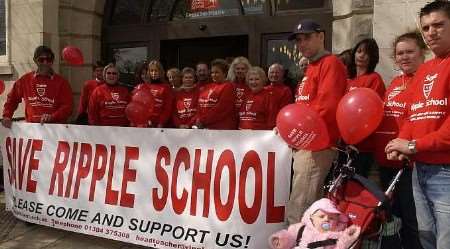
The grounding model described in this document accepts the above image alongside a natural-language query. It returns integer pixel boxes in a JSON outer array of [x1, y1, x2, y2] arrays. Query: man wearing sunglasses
[[2, 45, 73, 127]]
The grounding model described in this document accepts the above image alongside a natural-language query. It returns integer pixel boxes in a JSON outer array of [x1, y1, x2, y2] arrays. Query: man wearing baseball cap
[[287, 19, 347, 224]]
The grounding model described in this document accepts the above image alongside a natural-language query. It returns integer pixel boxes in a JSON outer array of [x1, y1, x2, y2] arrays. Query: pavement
[[0, 192, 151, 249]]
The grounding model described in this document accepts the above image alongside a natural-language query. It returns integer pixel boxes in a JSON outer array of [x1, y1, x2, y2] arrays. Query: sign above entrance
[[187, 0, 239, 18], [190, 0, 219, 12], [186, 0, 266, 18]]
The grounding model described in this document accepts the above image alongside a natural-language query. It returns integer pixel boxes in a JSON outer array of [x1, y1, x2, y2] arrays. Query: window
[[111, 46, 148, 85], [148, 0, 175, 21], [263, 34, 303, 84], [275, 0, 325, 11], [110, 0, 146, 25], [241, 0, 265, 14], [0, 0, 6, 56]]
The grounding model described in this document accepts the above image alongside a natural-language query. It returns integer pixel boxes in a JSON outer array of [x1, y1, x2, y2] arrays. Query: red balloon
[[131, 88, 154, 108], [276, 103, 329, 151], [0, 80, 4, 95], [125, 101, 151, 127], [62, 46, 84, 65], [336, 88, 384, 145]]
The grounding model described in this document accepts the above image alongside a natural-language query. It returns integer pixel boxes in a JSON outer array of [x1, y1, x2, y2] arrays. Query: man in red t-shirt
[[75, 61, 106, 124], [265, 63, 293, 127], [286, 20, 347, 224], [195, 62, 210, 86], [385, 2, 450, 248], [2, 45, 73, 128]]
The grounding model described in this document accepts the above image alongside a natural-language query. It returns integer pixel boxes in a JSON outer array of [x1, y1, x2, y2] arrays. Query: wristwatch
[[408, 140, 417, 154]]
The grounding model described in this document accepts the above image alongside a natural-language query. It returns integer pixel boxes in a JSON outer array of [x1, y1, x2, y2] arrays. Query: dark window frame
[[0, 0, 6, 56], [102, 0, 333, 67]]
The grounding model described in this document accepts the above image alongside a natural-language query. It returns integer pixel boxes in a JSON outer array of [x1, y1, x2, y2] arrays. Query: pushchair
[[325, 145, 404, 249]]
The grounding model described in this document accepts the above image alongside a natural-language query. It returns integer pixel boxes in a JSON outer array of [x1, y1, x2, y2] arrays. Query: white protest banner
[[1, 123, 292, 249]]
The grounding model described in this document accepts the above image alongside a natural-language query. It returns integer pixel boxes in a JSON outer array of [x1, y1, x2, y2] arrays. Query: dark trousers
[[379, 167, 423, 249], [354, 152, 374, 178]]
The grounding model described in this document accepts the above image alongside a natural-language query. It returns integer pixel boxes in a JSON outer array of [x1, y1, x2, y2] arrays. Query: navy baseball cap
[[288, 19, 324, 40]]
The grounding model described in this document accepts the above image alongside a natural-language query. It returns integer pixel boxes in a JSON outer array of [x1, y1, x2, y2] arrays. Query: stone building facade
[[0, 0, 429, 119]]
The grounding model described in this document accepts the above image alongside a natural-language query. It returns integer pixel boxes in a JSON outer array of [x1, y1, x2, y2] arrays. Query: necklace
[[400, 73, 413, 91]]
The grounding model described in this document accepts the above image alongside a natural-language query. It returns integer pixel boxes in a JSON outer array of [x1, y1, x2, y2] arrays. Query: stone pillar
[[332, 0, 374, 54], [373, 0, 428, 83], [59, 0, 105, 116]]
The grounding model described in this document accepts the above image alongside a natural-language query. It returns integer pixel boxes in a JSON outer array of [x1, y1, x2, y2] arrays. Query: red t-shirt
[[232, 80, 250, 111], [347, 72, 386, 97], [197, 82, 237, 130], [296, 54, 348, 147], [88, 84, 130, 126], [265, 82, 293, 128], [239, 88, 276, 130], [172, 87, 199, 128], [398, 56, 450, 164], [133, 82, 173, 127], [78, 79, 104, 115], [346, 72, 386, 151], [3, 72, 73, 123], [373, 74, 412, 167]]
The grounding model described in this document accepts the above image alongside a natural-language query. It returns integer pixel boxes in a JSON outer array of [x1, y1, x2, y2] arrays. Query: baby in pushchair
[[270, 146, 403, 249], [269, 198, 360, 249]]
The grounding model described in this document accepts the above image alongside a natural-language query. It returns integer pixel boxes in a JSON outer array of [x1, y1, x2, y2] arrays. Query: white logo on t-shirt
[[387, 87, 402, 101], [111, 92, 120, 101], [423, 73, 437, 99]]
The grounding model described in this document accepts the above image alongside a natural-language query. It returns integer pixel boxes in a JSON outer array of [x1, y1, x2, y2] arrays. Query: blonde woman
[[239, 67, 276, 130], [132, 60, 173, 127], [227, 56, 252, 110], [167, 67, 182, 89]]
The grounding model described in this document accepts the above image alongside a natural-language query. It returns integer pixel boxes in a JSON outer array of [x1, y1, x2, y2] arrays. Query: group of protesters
[[74, 58, 295, 130], [2, 1, 450, 249]]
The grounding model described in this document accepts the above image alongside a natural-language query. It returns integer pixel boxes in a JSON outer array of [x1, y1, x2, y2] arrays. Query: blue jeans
[[413, 162, 450, 249]]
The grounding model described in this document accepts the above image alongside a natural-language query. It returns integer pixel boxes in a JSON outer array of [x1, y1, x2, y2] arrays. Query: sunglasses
[[37, 57, 53, 63], [106, 72, 118, 75]]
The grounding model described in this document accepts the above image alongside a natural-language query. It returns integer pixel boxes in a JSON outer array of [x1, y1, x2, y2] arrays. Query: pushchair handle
[[384, 160, 410, 196]]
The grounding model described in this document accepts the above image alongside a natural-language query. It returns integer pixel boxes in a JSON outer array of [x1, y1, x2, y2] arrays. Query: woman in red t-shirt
[[227, 56, 251, 111], [346, 38, 386, 177], [374, 32, 427, 249], [195, 59, 236, 129], [167, 67, 182, 90], [239, 66, 275, 130], [88, 63, 130, 126], [172, 67, 198, 128], [132, 60, 173, 128]]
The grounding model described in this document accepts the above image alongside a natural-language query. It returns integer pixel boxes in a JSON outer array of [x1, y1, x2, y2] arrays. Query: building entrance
[[160, 35, 248, 69]]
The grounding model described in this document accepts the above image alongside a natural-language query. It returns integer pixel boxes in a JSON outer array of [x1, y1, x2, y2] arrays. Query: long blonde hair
[[147, 60, 167, 82], [226, 56, 251, 82]]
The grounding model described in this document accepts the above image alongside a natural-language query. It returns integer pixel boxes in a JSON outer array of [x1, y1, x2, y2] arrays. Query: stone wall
[[333, 0, 429, 84], [332, 0, 374, 54], [374, 0, 427, 83], [58, 0, 105, 115]]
